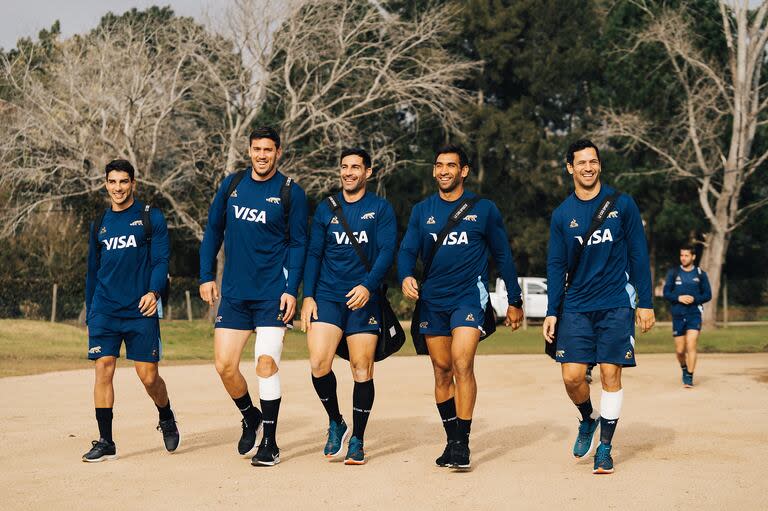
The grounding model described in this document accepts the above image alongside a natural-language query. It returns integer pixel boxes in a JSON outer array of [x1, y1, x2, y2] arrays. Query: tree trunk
[[699, 227, 729, 327]]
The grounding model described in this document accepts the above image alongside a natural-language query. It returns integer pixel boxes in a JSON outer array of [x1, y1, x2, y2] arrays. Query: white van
[[489, 277, 548, 320]]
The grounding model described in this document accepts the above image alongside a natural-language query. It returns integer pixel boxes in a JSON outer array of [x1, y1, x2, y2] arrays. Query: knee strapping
[[255, 327, 285, 400]]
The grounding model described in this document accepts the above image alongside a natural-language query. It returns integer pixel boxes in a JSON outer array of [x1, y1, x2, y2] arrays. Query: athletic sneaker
[[344, 436, 365, 465], [251, 437, 280, 466], [238, 415, 263, 456], [452, 441, 471, 469], [573, 417, 599, 458], [683, 370, 694, 388], [435, 440, 458, 467], [593, 443, 614, 474], [324, 418, 349, 458], [82, 439, 117, 462], [157, 418, 181, 452]]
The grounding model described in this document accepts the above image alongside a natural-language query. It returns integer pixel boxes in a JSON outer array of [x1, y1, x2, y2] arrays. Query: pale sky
[[0, 0, 216, 51]]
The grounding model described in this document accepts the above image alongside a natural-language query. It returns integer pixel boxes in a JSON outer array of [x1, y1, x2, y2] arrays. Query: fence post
[[722, 275, 728, 328], [185, 290, 193, 321], [51, 283, 58, 323]]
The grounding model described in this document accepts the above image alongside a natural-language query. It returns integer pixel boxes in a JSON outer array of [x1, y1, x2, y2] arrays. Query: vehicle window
[[527, 283, 546, 295]]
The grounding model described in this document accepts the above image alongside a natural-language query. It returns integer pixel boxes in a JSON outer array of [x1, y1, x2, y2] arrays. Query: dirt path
[[1, 354, 767, 510]]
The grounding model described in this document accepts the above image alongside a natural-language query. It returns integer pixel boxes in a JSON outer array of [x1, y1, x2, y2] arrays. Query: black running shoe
[[157, 418, 181, 452], [453, 441, 471, 469], [251, 437, 280, 466], [435, 440, 458, 467], [238, 414, 263, 456], [82, 439, 117, 463]]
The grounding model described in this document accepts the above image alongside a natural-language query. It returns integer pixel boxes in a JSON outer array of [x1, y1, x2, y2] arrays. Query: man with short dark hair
[[199, 126, 308, 466], [301, 147, 396, 465], [543, 139, 655, 475], [83, 159, 178, 462], [398, 144, 524, 469], [663, 245, 711, 387]]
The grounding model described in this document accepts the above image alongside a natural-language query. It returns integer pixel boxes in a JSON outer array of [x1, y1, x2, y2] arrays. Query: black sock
[[156, 399, 173, 421], [312, 371, 342, 423], [233, 391, 261, 424], [600, 417, 619, 445], [576, 398, 593, 422], [261, 398, 281, 441], [456, 418, 472, 444], [436, 398, 459, 441], [681, 363, 688, 370], [352, 379, 375, 441], [95, 408, 113, 444]]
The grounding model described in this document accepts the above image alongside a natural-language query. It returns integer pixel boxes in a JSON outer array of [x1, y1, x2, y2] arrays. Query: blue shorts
[[418, 301, 485, 337], [215, 296, 286, 330], [556, 307, 636, 367], [313, 298, 381, 335], [672, 314, 702, 336], [88, 313, 161, 362]]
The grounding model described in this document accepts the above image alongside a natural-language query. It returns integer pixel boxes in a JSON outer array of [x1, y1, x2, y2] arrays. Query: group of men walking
[[83, 127, 709, 475]]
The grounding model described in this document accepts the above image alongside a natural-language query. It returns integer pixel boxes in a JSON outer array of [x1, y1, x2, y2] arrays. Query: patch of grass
[[1, 319, 766, 377]]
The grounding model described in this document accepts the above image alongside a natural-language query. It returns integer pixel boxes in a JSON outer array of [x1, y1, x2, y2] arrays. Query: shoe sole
[[683, 384, 693, 388], [252, 455, 280, 466], [82, 454, 118, 463], [344, 457, 366, 465], [325, 426, 350, 459], [239, 422, 264, 458], [453, 463, 471, 469], [593, 467, 614, 474]]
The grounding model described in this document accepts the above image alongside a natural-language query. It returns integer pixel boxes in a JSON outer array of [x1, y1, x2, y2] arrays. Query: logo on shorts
[[419, 321, 429, 328], [463, 214, 477, 222], [230, 189, 238, 198], [266, 197, 281, 204], [276, 311, 284, 321], [100, 226, 107, 234], [608, 210, 619, 219], [465, 313, 475, 322], [426, 216, 436, 225], [215, 315, 222, 323], [130, 219, 143, 226], [361, 212, 375, 220], [89, 346, 102, 354], [368, 316, 377, 325], [569, 219, 578, 228], [331, 216, 339, 224], [152, 348, 158, 357], [556, 349, 565, 358], [625, 350, 633, 359]]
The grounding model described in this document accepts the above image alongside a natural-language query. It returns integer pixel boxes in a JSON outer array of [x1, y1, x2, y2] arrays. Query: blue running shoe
[[344, 436, 365, 465], [593, 443, 614, 474], [573, 417, 599, 458], [324, 418, 349, 458], [683, 370, 694, 388]]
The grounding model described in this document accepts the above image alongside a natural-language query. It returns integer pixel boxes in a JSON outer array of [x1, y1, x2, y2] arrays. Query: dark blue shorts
[[313, 298, 381, 335], [215, 296, 286, 330], [418, 301, 485, 337], [556, 307, 636, 367], [672, 314, 702, 336], [88, 313, 161, 362]]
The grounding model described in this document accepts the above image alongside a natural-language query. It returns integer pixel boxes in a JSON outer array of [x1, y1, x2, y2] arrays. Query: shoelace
[[595, 447, 611, 465], [578, 419, 594, 436], [157, 419, 177, 433]]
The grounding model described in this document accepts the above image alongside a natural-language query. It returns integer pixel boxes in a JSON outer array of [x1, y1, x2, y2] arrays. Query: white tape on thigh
[[255, 327, 285, 400], [600, 389, 623, 420]]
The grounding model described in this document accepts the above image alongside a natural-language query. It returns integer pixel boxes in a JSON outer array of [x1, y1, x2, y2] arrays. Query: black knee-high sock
[[312, 372, 342, 423], [156, 399, 173, 421], [95, 408, 113, 443], [456, 418, 472, 444], [261, 398, 281, 441], [233, 391, 261, 424], [352, 379, 374, 441], [436, 398, 459, 441], [600, 417, 619, 445], [576, 398, 593, 422]]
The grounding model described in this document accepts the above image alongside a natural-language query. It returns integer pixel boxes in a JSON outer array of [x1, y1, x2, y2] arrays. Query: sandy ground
[[1, 353, 767, 511]]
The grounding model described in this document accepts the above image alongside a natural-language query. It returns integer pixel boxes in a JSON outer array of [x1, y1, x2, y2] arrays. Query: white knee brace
[[255, 327, 285, 400]]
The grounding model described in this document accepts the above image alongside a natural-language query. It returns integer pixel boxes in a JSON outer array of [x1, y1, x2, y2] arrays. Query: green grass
[[1, 319, 767, 377]]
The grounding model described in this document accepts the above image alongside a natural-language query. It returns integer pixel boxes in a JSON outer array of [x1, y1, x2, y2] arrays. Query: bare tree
[[596, 0, 768, 325]]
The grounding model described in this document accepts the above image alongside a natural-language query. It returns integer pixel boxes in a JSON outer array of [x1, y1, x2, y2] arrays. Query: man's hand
[[678, 294, 694, 305], [280, 293, 297, 325], [402, 276, 419, 301], [301, 297, 318, 332], [636, 307, 655, 333], [199, 281, 219, 306], [543, 316, 557, 343], [505, 305, 524, 331], [346, 285, 371, 310], [138, 292, 158, 317]]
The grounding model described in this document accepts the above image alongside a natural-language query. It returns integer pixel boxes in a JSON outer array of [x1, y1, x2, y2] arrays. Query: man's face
[[680, 249, 695, 267], [340, 154, 371, 194], [433, 152, 468, 193], [567, 147, 601, 189], [248, 138, 281, 177], [105, 170, 134, 206]]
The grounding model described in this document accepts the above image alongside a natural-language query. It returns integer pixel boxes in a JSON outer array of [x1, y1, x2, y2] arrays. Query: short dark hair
[[566, 139, 601, 166], [105, 159, 135, 180], [249, 126, 281, 149], [680, 244, 695, 254], [435, 144, 469, 169], [340, 147, 372, 169]]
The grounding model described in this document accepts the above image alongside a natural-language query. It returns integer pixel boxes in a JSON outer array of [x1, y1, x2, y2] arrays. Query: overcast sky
[[0, 0, 216, 51]]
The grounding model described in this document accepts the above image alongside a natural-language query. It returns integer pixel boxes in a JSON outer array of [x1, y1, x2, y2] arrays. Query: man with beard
[[398, 144, 524, 469], [199, 126, 308, 466], [301, 148, 396, 465]]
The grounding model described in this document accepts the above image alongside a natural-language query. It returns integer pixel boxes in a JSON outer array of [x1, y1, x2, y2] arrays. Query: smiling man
[[543, 139, 654, 475], [199, 126, 308, 466], [398, 144, 524, 469], [83, 159, 178, 462], [301, 148, 396, 465]]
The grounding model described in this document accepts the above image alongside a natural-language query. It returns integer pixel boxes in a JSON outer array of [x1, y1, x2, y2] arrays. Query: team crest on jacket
[[130, 219, 143, 226], [569, 219, 578, 228], [608, 210, 619, 219], [230, 189, 238, 198], [266, 197, 281, 204], [100, 226, 107, 234], [330, 216, 339, 224], [426, 216, 436, 225], [463, 214, 477, 222], [361, 212, 375, 220]]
